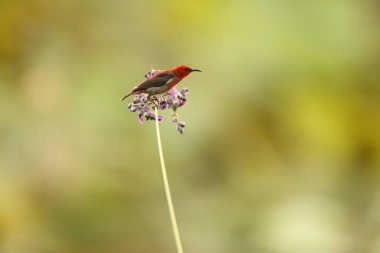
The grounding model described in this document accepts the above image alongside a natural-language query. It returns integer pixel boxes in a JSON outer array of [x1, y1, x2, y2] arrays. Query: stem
[[154, 107, 184, 253]]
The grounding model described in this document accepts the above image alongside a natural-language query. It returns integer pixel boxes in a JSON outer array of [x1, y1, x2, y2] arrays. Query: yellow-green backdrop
[[0, 1, 379, 252]]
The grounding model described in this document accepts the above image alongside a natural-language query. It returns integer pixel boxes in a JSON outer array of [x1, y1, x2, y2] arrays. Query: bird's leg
[[148, 95, 159, 107], [147, 95, 159, 109]]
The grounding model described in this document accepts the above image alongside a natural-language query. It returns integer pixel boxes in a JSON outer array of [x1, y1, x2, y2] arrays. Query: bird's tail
[[121, 92, 132, 101]]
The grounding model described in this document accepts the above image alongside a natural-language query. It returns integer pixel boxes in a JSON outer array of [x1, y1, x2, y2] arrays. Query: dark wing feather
[[132, 72, 175, 92]]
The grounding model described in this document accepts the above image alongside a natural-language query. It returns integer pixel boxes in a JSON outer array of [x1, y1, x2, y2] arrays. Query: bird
[[122, 65, 201, 101]]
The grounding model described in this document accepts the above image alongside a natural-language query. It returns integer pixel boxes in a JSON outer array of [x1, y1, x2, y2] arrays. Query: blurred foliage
[[1, 0, 380, 253]]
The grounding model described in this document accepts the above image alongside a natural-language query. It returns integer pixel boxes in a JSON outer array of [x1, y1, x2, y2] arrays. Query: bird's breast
[[167, 78, 180, 90], [145, 84, 172, 95], [144, 77, 179, 95]]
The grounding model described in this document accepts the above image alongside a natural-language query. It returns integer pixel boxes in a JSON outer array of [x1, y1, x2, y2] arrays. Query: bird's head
[[173, 65, 202, 79]]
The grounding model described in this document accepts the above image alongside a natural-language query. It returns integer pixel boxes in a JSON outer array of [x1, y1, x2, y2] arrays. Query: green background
[[1, 1, 380, 252]]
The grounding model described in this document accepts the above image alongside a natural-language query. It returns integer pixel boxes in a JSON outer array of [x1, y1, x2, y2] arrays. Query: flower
[[126, 69, 190, 134]]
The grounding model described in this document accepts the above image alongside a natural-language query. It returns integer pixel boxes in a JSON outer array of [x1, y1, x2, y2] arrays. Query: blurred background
[[1, 0, 380, 252]]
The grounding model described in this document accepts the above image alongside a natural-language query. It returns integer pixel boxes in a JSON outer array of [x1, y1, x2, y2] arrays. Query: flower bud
[[178, 121, 186, 128], [177, 125, 184, 134]]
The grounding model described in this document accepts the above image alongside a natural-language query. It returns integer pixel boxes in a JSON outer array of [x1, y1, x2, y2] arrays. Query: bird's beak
[[191, 68, 202, 72]]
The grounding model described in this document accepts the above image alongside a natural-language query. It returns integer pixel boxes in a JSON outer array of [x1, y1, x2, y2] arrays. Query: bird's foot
[[148, 95, 159, 107]]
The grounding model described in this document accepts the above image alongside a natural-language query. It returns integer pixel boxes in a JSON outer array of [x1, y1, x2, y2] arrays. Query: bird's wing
[[132, 72, 176, 92]]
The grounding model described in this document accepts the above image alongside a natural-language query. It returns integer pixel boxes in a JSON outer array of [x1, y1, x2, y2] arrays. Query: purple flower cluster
[[127, 69, 190, 134], [127, 94, 164, 124], [144, 68, 160, 79]]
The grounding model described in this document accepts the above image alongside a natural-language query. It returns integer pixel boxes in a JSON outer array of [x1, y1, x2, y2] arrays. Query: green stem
[[154, 107, 184, 253]]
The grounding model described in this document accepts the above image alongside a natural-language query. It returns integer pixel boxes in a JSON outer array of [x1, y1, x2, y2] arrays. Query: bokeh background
[[1, 0, 380, 252]]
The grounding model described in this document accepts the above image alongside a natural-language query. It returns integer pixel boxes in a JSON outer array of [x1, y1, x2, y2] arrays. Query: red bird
[[122, 65, 201, 100]]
